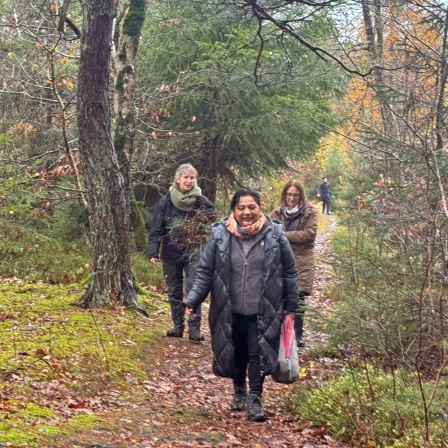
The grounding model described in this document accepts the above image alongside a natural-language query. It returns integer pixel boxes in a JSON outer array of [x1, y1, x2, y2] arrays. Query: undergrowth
[[0, 222, 91, 284], [301, 219, 448, 448], [290, 364, 448, 447]]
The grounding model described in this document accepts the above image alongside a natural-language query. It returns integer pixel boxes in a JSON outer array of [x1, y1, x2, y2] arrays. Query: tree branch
[[246, 0, 388, 77]]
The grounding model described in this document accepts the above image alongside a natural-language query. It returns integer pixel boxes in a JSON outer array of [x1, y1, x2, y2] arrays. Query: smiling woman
[[147, 163, 217, 341], [233, 195, 261, 227], [184, 188, 300, 422], [228, 190, 265, 237]]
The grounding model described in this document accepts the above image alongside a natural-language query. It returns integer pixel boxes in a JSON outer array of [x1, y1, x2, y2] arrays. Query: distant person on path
[[317, 176, 332, 214], [272, 180, 317, 347], [184, 188, 299, 422], [147, 163, 217, 342]]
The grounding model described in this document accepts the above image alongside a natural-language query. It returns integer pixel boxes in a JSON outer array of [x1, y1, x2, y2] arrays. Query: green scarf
[[170, 182, 202, 211]]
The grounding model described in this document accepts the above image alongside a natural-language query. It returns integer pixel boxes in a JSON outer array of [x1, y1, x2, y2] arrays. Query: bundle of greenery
[[168, 209, 215, 260]]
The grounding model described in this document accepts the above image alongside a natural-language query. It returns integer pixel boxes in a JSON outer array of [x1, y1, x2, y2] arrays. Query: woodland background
[[0, 0, 447, 446]]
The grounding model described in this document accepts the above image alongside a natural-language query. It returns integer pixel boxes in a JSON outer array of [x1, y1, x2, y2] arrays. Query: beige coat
[[271, 205, 317, 295]]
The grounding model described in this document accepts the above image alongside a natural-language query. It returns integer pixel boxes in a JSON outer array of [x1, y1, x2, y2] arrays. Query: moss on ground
[[0, 280, 168, 447]]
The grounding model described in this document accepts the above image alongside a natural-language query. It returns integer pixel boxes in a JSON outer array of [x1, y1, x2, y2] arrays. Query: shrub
[[0, 221, 91, 283], [290, 365, 448, 447]]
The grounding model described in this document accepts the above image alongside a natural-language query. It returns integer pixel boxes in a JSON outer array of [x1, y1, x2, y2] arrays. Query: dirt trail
[[55, 215, 349, 448]]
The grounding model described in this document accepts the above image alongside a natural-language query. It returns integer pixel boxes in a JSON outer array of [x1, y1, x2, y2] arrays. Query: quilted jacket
[[183, 217, 299, 379]]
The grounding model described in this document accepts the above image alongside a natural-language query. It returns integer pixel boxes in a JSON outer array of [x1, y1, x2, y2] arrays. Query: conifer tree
[[136, 0, 341, 201]]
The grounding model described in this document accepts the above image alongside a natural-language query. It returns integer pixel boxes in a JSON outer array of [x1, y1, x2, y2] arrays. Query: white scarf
[[285, 205, 299, 215]]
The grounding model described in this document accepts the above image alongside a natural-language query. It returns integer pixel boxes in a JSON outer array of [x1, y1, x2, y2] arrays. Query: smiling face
[[177, 171, 196, 193], [285, 186, 301, 210], [234, 195, 262, 227]]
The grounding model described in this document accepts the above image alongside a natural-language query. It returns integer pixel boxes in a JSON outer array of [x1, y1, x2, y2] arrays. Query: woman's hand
[[186, 307, 195, 316]]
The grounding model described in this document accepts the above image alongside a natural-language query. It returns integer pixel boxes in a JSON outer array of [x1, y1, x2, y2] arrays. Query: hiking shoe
[[247, 394, 266, 422], [188, 333, 205, 342], [166, 324, 184, 338], [231, 389, 246, 411], [188, 316, 204, 342]]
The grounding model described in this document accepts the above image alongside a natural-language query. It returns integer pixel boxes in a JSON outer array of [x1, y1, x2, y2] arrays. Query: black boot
[[294, 315, 305, 347], [295, 295, 306, 347], [247, 393, 266, 422], [188, 315, 204, 342], [230, 386, 247, 411], [166, 323, 184, 338]]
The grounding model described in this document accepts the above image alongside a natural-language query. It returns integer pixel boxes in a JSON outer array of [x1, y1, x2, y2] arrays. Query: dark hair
[[230, 188, 261, 210], [280, 180, 307, 207]]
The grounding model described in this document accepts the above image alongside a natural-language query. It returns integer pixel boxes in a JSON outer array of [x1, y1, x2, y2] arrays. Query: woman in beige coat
[[271, 180, 317, 346]]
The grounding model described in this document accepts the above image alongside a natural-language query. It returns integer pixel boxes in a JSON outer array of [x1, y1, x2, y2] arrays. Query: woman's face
[[177, 172, 196, 193], [285, 186, 301, 209], [234, 195, 261, 227]]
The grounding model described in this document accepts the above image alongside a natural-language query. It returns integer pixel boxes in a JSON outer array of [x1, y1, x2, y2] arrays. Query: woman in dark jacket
[[272, 180, 317, 347], [184, 188, 299, 422], [147, 163, 216, 341]]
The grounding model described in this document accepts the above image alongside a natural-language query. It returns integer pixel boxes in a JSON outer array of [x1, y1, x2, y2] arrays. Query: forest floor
[[47, 213, 352, 448]]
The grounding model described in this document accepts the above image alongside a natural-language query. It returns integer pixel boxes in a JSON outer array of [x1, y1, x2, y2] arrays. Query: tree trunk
[[362, 0, 375, 55], [435, 7, 448, 151], [77, 0, 139, 309], [113, 0, 147, 251]]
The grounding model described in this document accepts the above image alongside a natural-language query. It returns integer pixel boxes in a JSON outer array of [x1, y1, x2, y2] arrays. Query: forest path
[[54, 214, 349, 448]]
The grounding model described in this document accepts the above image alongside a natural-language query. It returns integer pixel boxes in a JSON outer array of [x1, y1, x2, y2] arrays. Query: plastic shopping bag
[[271, 314, 299, 384]]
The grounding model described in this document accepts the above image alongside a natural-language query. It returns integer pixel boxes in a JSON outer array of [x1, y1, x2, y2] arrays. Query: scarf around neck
[[226, 213, 267, 239], [285, 205, 299, 215], [281, 203, 310, 231], [169, 182, 202, 211]]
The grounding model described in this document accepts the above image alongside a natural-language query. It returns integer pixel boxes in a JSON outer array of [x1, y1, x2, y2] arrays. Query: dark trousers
[[163, 259, 201, 325], [232, 314, 265, 395], [295, 291, 308, 339], [322, 199, 330, 214]]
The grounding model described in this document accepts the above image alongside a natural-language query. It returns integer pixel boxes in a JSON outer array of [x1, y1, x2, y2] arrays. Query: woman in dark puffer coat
[[184, 188, 299, 422]]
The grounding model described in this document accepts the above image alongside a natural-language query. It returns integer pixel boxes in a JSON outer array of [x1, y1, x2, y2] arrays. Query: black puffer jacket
[[183, 217, 299, 379], [147, 193, 216, 261]]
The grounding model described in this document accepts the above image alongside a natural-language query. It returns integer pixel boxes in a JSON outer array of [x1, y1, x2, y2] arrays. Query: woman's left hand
[[186, 307, 194, 315]]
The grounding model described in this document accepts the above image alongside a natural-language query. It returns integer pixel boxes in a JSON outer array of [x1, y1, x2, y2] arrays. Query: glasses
[[286, 193, 300, 198]]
